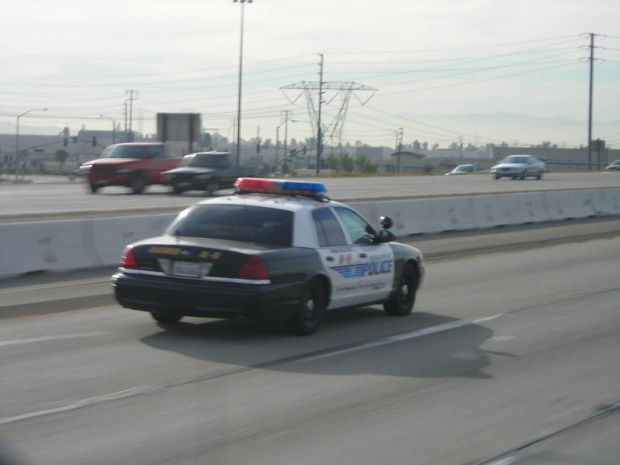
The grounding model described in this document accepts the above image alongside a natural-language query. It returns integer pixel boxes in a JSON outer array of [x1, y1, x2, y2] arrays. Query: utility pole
[[125, 90, 138, 142], [123, 100, 128, 140], [316, 54, 324, 176], [395, 128, 403, 174], [587, 32, 595, 171], [283, 110, 291, 162]]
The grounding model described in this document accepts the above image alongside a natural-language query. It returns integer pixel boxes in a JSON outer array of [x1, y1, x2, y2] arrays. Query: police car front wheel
[[384, 264, 418, 317]]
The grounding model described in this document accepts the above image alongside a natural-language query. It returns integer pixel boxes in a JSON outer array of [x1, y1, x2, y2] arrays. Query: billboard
[[157, 113, 201, 143]]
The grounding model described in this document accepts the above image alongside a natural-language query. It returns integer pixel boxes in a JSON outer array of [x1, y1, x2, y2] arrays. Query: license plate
[[172, 261, 200, 278]]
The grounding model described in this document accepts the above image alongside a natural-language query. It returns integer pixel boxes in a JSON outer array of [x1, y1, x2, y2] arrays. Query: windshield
[[455, 165, 473, 172], [182, 153, 230, 168], [167, 204, 293, 246], [502, 156, 530, 164], [100, 145, 164, 159]]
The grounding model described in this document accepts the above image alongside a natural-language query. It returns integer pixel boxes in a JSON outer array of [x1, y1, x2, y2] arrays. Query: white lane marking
[[488, 335, 515, 342], [491, 457, 520, 465], [0, 386, 163, 425], [0, 332, 108, 347], [301, 313, 507, 363]]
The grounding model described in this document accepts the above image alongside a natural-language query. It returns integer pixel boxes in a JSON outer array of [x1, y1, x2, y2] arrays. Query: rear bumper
[[112, 272, 303, 321]]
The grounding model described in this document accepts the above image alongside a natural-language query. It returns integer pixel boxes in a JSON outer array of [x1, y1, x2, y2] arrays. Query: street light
[[99, 114, 117, 144], [233, 0, 253, 166], [15, 107, 47, 180]]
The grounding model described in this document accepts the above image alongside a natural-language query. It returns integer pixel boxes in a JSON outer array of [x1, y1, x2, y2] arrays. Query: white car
[[491, 155, 546, 180], [605, 160, 620, 171], [445, 164, 477, 176]]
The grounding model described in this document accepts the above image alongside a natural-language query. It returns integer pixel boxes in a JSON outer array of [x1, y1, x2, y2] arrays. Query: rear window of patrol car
[[167, 204, 294, 247]]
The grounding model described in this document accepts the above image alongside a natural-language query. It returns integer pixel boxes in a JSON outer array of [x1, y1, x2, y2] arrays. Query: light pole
[[15, 107, 47, 180], [233, 0, 253, 166], [99, 114, 117, 144]]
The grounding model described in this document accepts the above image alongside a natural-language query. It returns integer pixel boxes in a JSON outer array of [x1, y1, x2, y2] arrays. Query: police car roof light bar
[[234, 178, 328, 200]]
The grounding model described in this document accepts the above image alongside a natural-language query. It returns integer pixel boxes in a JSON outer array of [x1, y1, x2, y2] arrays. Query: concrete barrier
[[544, 189, 602, 220], [1, 189, 619, 279]]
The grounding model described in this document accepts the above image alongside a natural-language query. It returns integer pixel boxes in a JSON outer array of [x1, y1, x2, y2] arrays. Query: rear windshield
[[101, 145, 164, 159], [166, 204, 293, 247], [502, 156, 530, 164], [182, 153, 231, 168]]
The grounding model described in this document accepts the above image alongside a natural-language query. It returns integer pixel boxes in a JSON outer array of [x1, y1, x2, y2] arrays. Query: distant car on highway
[[79, 142, 183, 194], [604, 160, 620, 171], [490, 155, 546, 180], [445, 164, 477, 176], [112, 178, 425, 335], [162, 151, 258, 195]]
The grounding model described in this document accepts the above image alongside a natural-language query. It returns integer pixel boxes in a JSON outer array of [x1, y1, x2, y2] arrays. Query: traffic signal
[[92, 136, 97, 147], [63, 138, 68, 147]]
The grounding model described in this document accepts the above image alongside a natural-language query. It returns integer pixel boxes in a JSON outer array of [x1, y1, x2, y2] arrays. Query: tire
[[150, 312, 182, 324], [384, 264, 418, 317], [130, 173, 146, 194], [287, 279, 325, 336], [494, 175, 500, 180], [537, 172, 544, 180], [520, 173, 526, 180], [89, 183, 99, 194], [172, 184, 185, 195]]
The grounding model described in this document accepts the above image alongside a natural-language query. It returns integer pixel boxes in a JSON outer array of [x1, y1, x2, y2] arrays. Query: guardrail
[[1, 188, 619, 279]]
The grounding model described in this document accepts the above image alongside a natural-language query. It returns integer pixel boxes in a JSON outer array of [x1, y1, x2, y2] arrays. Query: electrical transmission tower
[[281, 81, 376, 154]]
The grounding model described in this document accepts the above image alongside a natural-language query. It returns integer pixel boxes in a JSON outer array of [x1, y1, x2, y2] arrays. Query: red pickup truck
[[79, 143, 183, 194]]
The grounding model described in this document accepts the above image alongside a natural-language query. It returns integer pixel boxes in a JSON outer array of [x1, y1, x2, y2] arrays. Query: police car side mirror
[[378, 230, 395, 243], [380, 216, 393, 230]]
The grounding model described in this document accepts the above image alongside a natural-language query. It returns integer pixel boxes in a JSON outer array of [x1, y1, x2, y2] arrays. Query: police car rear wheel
[[384, 264, 418, 316], [287, 279, 325, 336], [150, 312, 182, 324]]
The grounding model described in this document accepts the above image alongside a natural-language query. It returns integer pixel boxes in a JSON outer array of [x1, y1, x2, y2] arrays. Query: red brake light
[[237, 256, 268, 280], [121, 246, 139, 269]]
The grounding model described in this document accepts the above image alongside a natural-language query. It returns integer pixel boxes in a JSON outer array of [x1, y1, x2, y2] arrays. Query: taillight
[[121, 246, 139, 269], [237, 256, 268, 280]]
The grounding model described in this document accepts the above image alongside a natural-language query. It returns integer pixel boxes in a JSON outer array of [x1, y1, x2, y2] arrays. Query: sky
[[1, 0, 619, 150]]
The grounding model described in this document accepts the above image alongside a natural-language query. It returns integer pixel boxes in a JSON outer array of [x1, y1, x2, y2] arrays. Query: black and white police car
[[112, 178, 424, 335]]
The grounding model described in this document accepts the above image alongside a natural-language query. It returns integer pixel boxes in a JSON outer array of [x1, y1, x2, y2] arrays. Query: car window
[[333, 207, 377, 245], [146, 146, 164, 159], [503, 156, 530, 164], [313, 207, 348, 247], [167, 204, 293, 247]]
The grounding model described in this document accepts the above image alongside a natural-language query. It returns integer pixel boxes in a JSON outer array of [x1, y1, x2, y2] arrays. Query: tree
[[358, 154, 377, 173], [55, 149, 69, 170]]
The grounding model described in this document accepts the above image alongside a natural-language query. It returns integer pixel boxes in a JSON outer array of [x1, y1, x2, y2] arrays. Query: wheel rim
[[302, 292, 318, 325], [399, 271, 415, 308]]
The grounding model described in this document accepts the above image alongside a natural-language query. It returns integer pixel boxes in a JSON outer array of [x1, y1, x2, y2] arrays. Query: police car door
[[332, 206, 395, 305], [312, 207, 365, 309]]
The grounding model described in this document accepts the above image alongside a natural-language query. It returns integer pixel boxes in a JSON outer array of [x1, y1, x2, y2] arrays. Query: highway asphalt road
[[1, 225, 618, 465], [1, 172, 619, 222]]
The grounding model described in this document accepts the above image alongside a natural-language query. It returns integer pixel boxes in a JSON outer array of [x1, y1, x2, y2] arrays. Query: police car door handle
[[359, 253, 368, 258], [326, 256, 334, 262]]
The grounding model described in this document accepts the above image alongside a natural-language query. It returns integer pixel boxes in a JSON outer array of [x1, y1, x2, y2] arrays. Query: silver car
[[491, 155, 546, 180]]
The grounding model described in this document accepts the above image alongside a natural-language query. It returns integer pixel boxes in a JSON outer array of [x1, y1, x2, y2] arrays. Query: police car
[[112, 178, 424, 335]]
